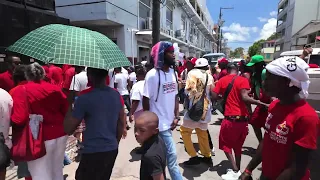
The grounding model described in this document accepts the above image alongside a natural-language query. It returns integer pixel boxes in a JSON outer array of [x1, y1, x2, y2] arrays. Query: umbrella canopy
[[7, 24, 131, 70]]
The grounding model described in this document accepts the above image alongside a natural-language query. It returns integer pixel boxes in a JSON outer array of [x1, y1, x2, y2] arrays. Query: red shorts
[[249, 106, 268, 129], [219, 120, 248, 155]]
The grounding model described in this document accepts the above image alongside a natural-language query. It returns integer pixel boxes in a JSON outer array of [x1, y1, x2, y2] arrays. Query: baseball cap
[[246, 55, 264, 67], [194, 58, 209, 68], [190, 58, 197, 66], [218, 57, 228, 64]]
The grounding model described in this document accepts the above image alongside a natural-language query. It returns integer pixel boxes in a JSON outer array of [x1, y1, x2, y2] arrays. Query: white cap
[[194, 58, 209, 68], [266, 56, 310, 99]]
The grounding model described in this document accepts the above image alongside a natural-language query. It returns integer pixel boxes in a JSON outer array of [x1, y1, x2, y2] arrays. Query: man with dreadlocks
[[142, 41, 183, 180]]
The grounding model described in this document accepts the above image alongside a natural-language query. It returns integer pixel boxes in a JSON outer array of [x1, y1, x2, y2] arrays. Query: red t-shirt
[[213, 74, 250, 116], [48, 65, 63, 87], [218, 69, 228, 80], [62, 67, 75, 89], [262, 100, 319, 180], [0, 71, 14, 92], [11, 81, 69, 141]]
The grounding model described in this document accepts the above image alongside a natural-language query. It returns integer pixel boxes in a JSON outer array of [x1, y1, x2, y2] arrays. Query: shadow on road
[[210, 119, 222, 126], [210, 160, 232, 176], [129, 148, 142, 162], [179, 162, 210, 180], [242, 146, 256, 157]]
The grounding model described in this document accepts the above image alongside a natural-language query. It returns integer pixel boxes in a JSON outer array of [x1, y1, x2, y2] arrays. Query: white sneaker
[[192, 130, 196, 134], [197, 147, 215, 156], [221, 169, 241, 180]]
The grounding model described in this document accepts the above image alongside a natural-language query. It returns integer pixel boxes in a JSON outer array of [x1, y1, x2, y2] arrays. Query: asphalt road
[[64, 110, 263, 180]]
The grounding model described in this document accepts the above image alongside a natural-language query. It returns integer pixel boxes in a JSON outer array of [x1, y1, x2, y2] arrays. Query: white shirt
[[129, 72, 137, 84], [108, 69, 115, 88], [143, 68, 178, 131], [122, 67, 128, 75], [115, 73, 129, 95], [0, 88, 12, 149], [69, 71, 88, 92], [130, 80, 145, 113]]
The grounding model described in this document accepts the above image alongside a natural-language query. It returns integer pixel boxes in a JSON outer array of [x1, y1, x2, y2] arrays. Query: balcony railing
[[278, 0, 287, 7]]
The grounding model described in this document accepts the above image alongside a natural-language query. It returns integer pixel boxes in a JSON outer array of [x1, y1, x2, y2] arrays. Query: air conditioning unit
[[145, 17, 152, 29], [169, 30, 174, 37], [160, 27, 166, 33], [176, 30, 186, 39]]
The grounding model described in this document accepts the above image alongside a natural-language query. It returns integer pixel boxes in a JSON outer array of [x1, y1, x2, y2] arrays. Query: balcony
[[277, 7, 287, 20], [175, 0, 215, 41], [278, 0, 288, 8], [276, 21, 286, 32]]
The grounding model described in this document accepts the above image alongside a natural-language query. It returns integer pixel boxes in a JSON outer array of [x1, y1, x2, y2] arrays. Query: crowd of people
[[0, 41, 318, 180]]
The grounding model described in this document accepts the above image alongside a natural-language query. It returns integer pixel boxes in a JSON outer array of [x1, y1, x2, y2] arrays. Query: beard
[[164, 58, 176, 67]]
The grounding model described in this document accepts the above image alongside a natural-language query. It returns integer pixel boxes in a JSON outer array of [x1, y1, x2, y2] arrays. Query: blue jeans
[[159, 129, 183, 180]]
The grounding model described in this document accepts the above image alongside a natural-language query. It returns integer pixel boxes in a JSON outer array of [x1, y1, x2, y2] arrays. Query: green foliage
[[248, 39, 265, 57], [230, 47, 244, 58], [248, 32, 277, 57]]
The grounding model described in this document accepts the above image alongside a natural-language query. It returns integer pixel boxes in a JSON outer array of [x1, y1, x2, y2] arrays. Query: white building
[[275, 0, 320, 57], [291, 0, 320, 49], [274, 0, 296, 58], [55, 0, 216, 64]]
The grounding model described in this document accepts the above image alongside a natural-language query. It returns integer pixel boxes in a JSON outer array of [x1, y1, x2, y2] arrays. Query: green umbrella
[[7, 24, 131, 70]]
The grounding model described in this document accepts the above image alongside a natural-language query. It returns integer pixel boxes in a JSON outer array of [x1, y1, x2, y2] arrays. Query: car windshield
[[309, 55, 320, 66], [203, 55, 224, 65]]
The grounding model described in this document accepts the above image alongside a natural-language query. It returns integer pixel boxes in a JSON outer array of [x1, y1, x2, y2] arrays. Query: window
[[181, 14, 186, 30], [166, 0, 174, 30], [139, 1, 151, 19], [265, 53, 271, 59]]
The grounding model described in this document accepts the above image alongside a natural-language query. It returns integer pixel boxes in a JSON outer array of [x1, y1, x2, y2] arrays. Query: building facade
[[55, 0, 216, 64], [291, 0, 320, 49], [274, 0, 296, 58], [261, 40, 275, 61], [275, 0, 320, 58]]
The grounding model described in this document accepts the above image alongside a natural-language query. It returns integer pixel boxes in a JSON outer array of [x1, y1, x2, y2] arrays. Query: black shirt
[[140, 135, 166, 180]]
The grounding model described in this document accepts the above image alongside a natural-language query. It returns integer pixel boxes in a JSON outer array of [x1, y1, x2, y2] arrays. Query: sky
[[207, 0, 279, 50]]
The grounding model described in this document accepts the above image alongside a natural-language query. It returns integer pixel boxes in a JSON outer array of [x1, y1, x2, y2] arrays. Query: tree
[[248, 39, 265, 57], [230, 47, 244, 58]]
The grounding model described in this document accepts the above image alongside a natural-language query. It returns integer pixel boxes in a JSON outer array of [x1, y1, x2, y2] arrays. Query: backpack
[[188, 73, 208, 122]]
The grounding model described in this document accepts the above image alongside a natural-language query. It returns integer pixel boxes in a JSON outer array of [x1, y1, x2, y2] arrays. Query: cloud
[[270, 11, 278, 17], [259, 18, 277, 40], [221, 23, 259, 42], [258, 17, 268, 22]]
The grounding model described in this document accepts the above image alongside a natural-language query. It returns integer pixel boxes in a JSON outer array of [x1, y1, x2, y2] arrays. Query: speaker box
[[42, 0, 54, 11], [24, 0, 41, 8], [3, 3, 26, 28]]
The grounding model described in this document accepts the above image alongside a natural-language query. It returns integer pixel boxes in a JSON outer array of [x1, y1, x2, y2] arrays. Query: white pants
[[27, 135, 68, 180]]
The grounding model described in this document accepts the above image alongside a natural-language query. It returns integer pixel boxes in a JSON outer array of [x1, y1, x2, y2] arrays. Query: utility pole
[[152, 0, 161, 46], [217, 7, 233, 53]]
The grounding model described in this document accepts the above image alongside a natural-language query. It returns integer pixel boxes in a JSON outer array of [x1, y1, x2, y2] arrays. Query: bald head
[[134, 111, 159, 144], [136, 111, 159, 129]]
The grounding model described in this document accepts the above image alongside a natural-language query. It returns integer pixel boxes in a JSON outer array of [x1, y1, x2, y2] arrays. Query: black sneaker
[[183, 157, 201, 166], [201, 157, 213, 166]]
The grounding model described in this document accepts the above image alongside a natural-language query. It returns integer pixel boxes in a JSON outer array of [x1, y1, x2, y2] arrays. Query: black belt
[[225, 116, 249, 122]]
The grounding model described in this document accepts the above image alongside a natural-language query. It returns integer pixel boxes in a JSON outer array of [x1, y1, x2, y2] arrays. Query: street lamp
[[218, 7, 234, 53]]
